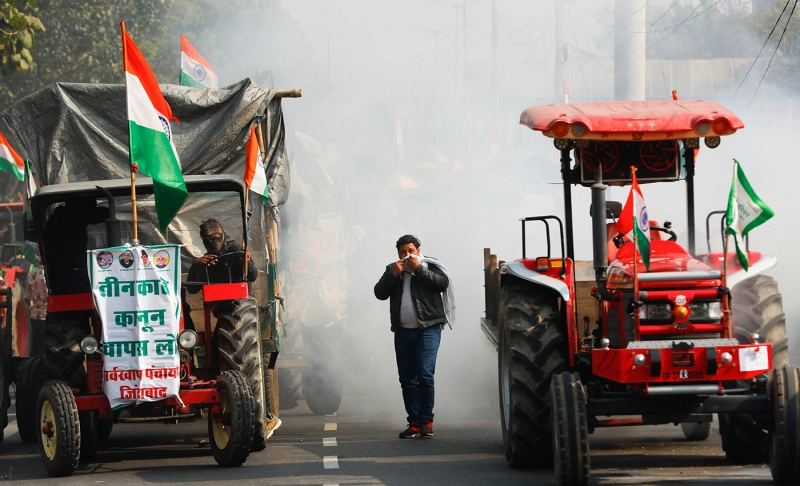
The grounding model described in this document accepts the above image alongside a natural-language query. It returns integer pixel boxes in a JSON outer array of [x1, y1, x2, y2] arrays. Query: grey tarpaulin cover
[[0, 78, 290, 209]]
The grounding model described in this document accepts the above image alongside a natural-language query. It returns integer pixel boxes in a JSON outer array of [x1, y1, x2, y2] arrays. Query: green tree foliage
[[0, 0, 44, 74]]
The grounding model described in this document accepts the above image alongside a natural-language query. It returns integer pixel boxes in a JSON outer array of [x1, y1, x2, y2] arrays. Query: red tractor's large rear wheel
[[770, 365, 800, 484], [499, 284, 565, 467], [720, 275, 786, 464]]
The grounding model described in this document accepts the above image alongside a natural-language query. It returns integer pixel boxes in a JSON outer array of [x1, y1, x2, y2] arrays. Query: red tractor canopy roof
[[520, 100, 744, 141]]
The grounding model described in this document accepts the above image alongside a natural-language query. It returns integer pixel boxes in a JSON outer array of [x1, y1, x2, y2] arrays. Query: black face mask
[[203, 234, 225, 255]]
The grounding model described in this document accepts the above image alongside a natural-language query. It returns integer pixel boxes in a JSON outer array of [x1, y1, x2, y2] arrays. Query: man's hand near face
[[194, 254, 218, 266], [392, 259, 404, 276]]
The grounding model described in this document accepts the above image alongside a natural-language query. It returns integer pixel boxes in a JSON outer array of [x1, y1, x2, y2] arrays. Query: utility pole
[[491, 0, 498, 126], [614, 0, 646, 101], [554, 0, 564, 103]]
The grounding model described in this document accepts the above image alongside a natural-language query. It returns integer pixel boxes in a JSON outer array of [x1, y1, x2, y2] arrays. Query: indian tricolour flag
[[0, 131, 24, 180], [616, 167, 651, 271], [725, 159, 774, 271], [122, 22, 188, 232], [243, 125, 268, 203], [180, 34, 218, 88]]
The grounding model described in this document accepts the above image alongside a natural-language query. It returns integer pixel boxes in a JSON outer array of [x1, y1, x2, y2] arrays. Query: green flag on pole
[[725, 159, 774, 271]]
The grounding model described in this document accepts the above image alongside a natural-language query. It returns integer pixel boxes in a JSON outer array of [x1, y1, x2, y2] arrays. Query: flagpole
[[722, 233, 732, 338], [631, 166, 639, 341], [121, 21, 139, 244]]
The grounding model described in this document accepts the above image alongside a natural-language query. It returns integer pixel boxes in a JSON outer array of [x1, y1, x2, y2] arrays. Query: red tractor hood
[[607, 240, 715, 289]]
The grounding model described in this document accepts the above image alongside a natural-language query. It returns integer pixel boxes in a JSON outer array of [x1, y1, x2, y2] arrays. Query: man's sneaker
[[420, 420, 433, 438], [265, 416, 282, 440], [399, 423, 420, 438]]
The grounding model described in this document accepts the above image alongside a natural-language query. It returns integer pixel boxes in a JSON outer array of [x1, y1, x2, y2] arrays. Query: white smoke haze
[[193, 0, 800, 421]]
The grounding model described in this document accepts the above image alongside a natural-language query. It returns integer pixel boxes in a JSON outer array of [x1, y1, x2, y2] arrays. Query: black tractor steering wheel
[[613, 221, 677, 248], [651, 222, 678, 241]]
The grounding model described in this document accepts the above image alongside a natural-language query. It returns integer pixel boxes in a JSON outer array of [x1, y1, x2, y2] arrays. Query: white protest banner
[[88, 244, 182, 410]]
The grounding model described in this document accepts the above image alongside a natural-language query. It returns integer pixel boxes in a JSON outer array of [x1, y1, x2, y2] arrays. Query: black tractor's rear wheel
[[17, 356, 46, 443], [550, 371, 590, 486], [720, 274, 786, 464], [498, 284, 565, 467], [770, 365, 800, 484], [215, 298, 267, 452], [44, 312, 89, 392], [301, 332, 343, 416], [209, 370, 255, 467], [278, 321, 303, 410], [0, 353, 7, 443], [37, 380, 80, 477]]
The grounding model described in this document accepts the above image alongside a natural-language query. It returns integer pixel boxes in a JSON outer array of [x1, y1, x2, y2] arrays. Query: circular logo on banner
[[638, 206, 649, 232], [158, 115, 172, 142], [193, 64, 207, 82]]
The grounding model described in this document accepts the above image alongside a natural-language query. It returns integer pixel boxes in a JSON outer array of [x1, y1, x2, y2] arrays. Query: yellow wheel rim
[[211, 388, 231, 449], [40, 400, 57, 460]]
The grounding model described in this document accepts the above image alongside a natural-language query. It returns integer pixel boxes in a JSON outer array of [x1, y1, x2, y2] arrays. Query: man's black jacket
[[374, 261, 448, 332], [187, 239, 256, 293]]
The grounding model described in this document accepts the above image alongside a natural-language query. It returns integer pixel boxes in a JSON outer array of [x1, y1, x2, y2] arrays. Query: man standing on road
[[374, 235, 453, 439]]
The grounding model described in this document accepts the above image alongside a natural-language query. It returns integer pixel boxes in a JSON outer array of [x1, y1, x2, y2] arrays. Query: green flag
[[725, 159, 774, 271]]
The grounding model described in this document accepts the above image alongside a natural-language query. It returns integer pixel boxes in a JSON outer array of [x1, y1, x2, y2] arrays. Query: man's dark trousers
[[394, 325, 442, 424]]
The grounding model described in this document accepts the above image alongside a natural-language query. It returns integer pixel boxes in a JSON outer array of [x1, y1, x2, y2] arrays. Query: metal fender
[[502, 261, 570, 302], [728, 255, 777, 290]]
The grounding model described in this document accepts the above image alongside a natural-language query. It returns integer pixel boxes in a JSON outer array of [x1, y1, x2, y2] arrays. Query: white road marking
[[323, 456, 339, 469], [323, 437, 337, 446], [324, 422, 337, 431]]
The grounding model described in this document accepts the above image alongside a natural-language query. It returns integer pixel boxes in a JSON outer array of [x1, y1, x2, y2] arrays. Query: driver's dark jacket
[[186, 239, 256, 294], [374, 261, 448, 332]]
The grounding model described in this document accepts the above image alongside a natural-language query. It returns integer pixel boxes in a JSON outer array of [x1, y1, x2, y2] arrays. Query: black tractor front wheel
[[209, 370, 255, 467], [498, 284, 565, 467], [37, 380, 80, 477], [680, 421, 712, 441]]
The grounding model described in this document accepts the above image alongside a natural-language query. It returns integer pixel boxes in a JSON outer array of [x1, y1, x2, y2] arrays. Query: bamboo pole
[[722, 233, 732, 338], [631, 167, 639, 342], [121, 21, 138, 243], [273, 89, 302, 98]]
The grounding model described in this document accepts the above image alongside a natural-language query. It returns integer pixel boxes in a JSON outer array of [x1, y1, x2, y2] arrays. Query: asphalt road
[[0, 386, 774, 485]]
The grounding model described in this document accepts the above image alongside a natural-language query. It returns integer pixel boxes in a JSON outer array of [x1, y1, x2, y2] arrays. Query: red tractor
[[22, 175, 267, 477], [0, 202, 36, 442], [482, 100, 795, 485]]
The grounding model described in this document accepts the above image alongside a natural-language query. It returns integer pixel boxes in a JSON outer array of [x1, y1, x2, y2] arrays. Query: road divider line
[[323, 437, 337, 446], [324, 422, 337, 431], [323, 456, 339, 469]]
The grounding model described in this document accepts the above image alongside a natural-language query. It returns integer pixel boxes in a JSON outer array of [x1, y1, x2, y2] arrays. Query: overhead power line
[[728, 0, 793, 104], [749, 0, 799, 105]]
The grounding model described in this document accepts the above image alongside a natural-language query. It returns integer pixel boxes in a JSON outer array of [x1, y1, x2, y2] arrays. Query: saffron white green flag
[[616, 168, 651, 271], [0, 131, 24, 180], [243, 125, 268, 202], [180, 34, 218, 88], [725, 159, 774, 271], [123, 22, 188, 232]]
